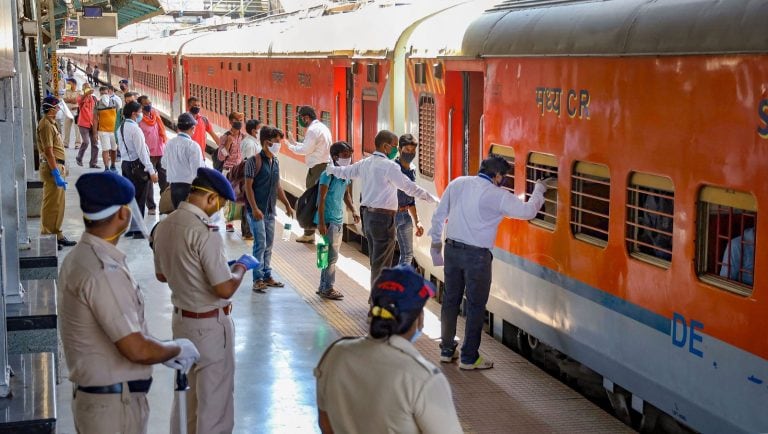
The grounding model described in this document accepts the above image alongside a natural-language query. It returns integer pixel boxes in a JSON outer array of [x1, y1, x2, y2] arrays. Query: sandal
[[252, 280, 268, 293], [263, 278, 284, 288]]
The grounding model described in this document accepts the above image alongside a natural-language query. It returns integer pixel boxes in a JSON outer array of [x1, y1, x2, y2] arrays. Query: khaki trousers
[[72, 387, 149, 434], [40, 163, 66, 239], [171, 309, 235, 434]]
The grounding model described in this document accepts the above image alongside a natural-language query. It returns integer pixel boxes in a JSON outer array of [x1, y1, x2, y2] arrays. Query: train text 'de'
[[758, 98, 768, 139], [535, 87, 590, 119], [671, 313, 704, 358]]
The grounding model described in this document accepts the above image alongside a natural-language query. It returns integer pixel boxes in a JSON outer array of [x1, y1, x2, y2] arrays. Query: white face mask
[[268, 141, 281, 154], [336, 157, 352, 167], [100, 95, 110, 106]]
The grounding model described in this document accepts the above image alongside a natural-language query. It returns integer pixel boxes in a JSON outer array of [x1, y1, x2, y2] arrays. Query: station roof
[[50, 0, 163, 40]]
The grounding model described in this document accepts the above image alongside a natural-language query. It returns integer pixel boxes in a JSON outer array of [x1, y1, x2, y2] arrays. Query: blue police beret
[[76, 172, 135, 220], [371, 265, 435, 314], [194, 167, 235, 202]]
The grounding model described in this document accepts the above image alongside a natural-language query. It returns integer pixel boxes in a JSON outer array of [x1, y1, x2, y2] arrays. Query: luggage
[[295, 180, 321, 230]]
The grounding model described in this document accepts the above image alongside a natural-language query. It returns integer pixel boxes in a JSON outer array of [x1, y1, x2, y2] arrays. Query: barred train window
[[258, 98, 264, 122], [285, 104, 293, 136], [243, 95, 249, 118], [266, 100, 273, 125], [525, 152, 558, 230], [626, 173, 674, 268], [251, 97, 257, 121], [321, 111, 331, 129], [296, 104, 305, 141], [570, 161, 610, 247], [418, 94, 435, 179], [489, 144, 514, 193], [696, 186, 757, 296], [276, 102, 284, 132]]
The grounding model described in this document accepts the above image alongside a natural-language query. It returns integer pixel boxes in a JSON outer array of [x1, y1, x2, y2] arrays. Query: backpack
[[226, 156, 260, 205], [296, 175, 335, 230]]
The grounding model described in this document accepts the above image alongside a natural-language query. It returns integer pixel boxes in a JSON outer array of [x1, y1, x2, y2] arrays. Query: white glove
[[163, 338, 200, 373], [534, 177, 557, 195], [430, 242, 444, 267]]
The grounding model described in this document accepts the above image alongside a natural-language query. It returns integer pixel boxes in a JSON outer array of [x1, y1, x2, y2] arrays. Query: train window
[[696, 186, 757, 296], [258, 98, 264, 121], [489, 144, 514, 193], [276, 102, 284, 132], [321, 111, 331, 129], [285, 104, 293, 136], [251, 97, 257, 120], [296, 104, 305, 141], [218, 89, 223, 115], [220, 62, 224, 70], [228, 62, 232, 71], [570, 161, 610, 247], [242, 95, 249, 118], [234, 92, 240, 113], [226, 91, 231, 115], [248, 63, 251, 72], [626, 173, 674, 268], [237, 63, 241, 72], [418, 94, 436, 179], [525, 152, 558, 230], [267, 100, 273, 125]]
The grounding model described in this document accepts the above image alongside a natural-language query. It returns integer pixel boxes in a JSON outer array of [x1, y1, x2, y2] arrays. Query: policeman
[[152, 167, 260, 434], [314, 265, 463, 433], [59, 172, 200, 434], [37, 96, 76, 249]]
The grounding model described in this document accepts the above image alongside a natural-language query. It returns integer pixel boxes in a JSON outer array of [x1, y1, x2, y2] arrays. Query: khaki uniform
[[315, 335, 463, 434], [59, 233, 153, 434], [37, 116, 67, 240], [153, 202, 235, 434]]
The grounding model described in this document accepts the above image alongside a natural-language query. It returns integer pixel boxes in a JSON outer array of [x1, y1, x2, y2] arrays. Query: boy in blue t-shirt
[[315, 142, 360, 300]]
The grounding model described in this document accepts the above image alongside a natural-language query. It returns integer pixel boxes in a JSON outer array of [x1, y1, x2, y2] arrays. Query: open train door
[[445, 67, 484, 179], [361, 87, 378, 154], [333, 66, 354, 145]]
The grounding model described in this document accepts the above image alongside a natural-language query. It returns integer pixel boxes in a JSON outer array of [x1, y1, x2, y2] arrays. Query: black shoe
[[124, 231, 136, 238], [57, 237, 77, 247], [90, 164, 101, 169], [133, 233, 145, 239], [57, 244, 63, 251]]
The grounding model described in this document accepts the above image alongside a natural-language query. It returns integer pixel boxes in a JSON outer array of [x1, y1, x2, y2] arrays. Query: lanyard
[[178, 133, 191, 139], [478, 173, 494, 184], [373, 151, 387, 158]]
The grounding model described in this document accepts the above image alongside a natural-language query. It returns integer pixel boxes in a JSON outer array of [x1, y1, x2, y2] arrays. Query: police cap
[[371, 265, 435, 314], [76, 172, 135, 220], [42, 96, 60, 113], [193, 167, 235, 202]]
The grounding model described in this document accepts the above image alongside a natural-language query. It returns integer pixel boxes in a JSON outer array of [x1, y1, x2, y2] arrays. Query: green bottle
[[316, 235, 329, 269]]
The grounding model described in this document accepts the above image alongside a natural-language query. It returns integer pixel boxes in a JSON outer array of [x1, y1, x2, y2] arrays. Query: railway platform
[[48, 147, 632, 434]]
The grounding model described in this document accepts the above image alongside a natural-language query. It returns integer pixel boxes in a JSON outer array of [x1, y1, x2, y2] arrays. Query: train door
[[333, 66, 354, 144], [445, 69, 484, 179], [361, 88, 378, 154]]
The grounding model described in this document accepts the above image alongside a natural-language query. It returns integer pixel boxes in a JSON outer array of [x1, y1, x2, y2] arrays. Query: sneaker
[[440, 347, 459, 363], [319, 289, 344, 300], [252, 280, 268, 293], [148, 208, 157, 216], [263, 277, 284, 288], [226, 223, 235, 232], [459, 356, 494, 371], [57, 237, 77, 247], [296, 234, 314, 243]]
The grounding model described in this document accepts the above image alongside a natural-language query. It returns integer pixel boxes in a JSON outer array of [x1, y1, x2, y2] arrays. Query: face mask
[[387, 145, 398, 160], [190, 106, 201, 115], [336, 157, 351, 167], [410, 328, 422, 343], [298, 117, 308, 128], [268, 141, 281, 154], [232, 121, 242, 130], [120, 85, 127, 92], [400, 152, 416, 164], [143, 104, 151, 112], [136, 113, 143, 123], [100, 96, 110, 106]]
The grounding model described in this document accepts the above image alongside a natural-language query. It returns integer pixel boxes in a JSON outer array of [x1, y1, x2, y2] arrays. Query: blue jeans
[[441, 242, 493, 365], [395, 211, 414, 265], [246, 210, 275, 281], [319, 222, 343, 293]]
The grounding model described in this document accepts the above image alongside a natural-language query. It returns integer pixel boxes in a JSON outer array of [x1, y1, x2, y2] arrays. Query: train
[[63, 0, 768, 432]]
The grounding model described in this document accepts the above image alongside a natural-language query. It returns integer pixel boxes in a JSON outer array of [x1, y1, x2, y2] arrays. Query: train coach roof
[[182, 0, 468, 58], [464, 0, 768, 56], [108, 32, 209, 55]]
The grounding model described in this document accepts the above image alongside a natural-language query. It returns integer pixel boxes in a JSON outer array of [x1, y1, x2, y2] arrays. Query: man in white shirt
[[429, 155, 553, 370], [241, 119, 262, 160], [117, 101, 158, 239], [287, 106, 332, 243], [326, 130, 437, 288], [162, 113, 205, 209]]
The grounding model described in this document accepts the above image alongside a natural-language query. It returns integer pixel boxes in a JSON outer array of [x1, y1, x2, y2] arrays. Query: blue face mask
[[410, 328, 422, 343], [136, 113, 143, 123]]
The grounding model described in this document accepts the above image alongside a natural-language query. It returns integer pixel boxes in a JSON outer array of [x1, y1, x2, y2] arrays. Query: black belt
[[77, 377, 153, 394], [446, 238, 488, 251], [362, 206, 396, 216]]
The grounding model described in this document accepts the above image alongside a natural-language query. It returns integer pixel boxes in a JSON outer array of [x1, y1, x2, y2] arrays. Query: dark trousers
[[122, 160, 151, 230], [303, 163, 328, 236], [441, 241, 493, 365], [170, 183, 191, 209], [146, 156, 168, 210], [362, 208, 396, 289], [77, 126, 99, 166]]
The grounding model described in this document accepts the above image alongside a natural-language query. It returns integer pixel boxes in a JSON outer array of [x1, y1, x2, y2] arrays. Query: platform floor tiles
[[50, 142, 632, 433]]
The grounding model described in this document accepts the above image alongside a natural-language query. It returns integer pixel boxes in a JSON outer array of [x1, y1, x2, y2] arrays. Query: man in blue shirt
[[720, 226, 755, 285], [315, 142, 360, 300], [244, 126, 295, 293], [394, 134, 424, 266]]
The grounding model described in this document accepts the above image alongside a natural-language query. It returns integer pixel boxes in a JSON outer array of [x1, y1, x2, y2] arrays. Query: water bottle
[[281, 222, 292, 241], [316, 235, 329, 269]]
